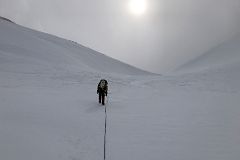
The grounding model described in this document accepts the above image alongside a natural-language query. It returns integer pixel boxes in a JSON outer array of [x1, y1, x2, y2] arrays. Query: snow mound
[[177, 34, 240, 73], [0, 17, 149, 75]]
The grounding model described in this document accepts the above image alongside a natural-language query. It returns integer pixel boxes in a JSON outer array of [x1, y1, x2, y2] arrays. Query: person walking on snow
[[97, 79, 108, 105]]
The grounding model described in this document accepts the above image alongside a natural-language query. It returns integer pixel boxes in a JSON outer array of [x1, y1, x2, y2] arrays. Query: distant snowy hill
[[0, 17, 149, 75], [174, 34, 240, 96], [177, 34, 240, 73]]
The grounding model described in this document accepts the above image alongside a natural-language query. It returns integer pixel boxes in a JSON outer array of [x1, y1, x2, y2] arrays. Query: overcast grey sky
[[1, 0, 240, 73]]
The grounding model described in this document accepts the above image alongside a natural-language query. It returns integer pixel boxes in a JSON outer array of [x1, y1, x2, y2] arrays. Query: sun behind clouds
[[128, 0, 147, 16]]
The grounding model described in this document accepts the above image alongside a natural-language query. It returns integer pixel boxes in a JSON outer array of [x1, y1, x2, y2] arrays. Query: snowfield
[[1, 17, 240, 160]]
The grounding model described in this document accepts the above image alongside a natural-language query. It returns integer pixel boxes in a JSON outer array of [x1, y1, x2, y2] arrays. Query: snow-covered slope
[[173, 34, 240, 94], [0, 16, 15, 23], [1, 17, 240, 160], [0, 17, 149, 75], [177, 34, 240, 73], [0, 17, 150, 160]]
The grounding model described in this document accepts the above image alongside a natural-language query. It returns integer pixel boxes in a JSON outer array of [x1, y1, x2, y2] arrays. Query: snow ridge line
[[104, 105, 107, 160]]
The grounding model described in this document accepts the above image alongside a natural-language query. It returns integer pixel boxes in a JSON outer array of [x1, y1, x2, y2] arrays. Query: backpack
[[99, 79, 108, 89]]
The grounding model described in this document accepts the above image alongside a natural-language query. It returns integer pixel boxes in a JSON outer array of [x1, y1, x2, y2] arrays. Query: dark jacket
[[97, 79, 108, 96]]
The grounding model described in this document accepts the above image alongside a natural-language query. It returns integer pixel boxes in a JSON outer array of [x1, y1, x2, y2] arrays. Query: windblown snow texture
[[1, 17, 240, 160]]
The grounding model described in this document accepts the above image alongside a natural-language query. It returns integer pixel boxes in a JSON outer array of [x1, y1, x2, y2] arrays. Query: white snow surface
[[1, 18, 240, 160], [177, 34, 240, 73]]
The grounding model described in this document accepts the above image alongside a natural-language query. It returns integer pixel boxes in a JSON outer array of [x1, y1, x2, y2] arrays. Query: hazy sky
[[1, 0, 240, 73]]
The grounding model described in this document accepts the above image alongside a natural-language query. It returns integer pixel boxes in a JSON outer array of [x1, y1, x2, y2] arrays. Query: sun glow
[[128, 0, 147, 16]]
